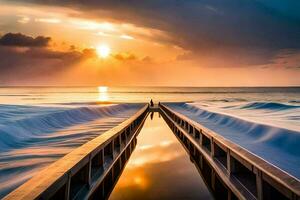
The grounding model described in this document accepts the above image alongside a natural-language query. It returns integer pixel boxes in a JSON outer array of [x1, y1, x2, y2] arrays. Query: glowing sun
[[96, 44, 111, 58]]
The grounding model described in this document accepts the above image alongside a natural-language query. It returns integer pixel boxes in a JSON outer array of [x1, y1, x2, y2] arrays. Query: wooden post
[[228, 151, 236, 174], [212, 171, 216, 190], [101, 150, 104, 168], [211, 138, 215, 157], [227, 190, 233, 200], [199, 154, 203, 169], [192, 126, 195, 138], [200, 130, 203, 146], [111, 140, 115, 160], [88, 155, 92, 187], [256, 169, 263, 200], [65, 173, 71, 200]]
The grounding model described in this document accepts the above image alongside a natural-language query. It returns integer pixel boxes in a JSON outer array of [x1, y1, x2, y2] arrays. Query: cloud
[[0, 32, 51, 47], [141, 56, 154, 63], [111, 53, 156, 64], [17, 15, 30, 24], [112, 52, 137, 61], [8, 0, 300, 69], [0, 32, 97, 84], [34, 18, 61, 24], [176, 52, 194, 61], [120, 34, 134, 40], [267, 50, 300, 69], [11, 0, 300, 51]]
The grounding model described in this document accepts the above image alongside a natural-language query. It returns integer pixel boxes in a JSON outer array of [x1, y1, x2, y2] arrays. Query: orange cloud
[[112, 52, 137, 61]]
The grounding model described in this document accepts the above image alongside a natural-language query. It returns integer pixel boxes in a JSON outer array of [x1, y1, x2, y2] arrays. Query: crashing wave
[[0, 103, 143, 151], [239, 102, 299, 110]]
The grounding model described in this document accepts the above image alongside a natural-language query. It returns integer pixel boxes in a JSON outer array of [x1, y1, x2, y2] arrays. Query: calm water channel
[[109, 113, 213, 199]]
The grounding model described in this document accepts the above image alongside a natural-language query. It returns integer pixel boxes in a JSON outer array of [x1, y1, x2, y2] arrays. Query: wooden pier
[[160, 103, 300, 200], [4, 103, 300, 200]]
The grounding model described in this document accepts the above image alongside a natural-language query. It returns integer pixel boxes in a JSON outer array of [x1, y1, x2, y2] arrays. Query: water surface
[[0, 86, 299, 197], [109, 113, 213, 200]]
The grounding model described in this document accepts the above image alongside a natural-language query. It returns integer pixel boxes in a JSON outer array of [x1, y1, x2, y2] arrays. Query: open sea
[[0, 86, 299, 198]]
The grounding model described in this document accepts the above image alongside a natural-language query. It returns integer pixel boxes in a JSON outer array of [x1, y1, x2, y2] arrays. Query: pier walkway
[[4, 104, 300, 200], [148, 105, 159, 112]]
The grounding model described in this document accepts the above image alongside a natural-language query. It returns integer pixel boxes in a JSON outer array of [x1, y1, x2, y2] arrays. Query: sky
[[0, 0, 299, 86]]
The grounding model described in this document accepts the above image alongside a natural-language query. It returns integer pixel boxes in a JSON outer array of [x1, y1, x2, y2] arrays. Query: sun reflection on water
[[109, 113, 213, 200], [98, 86, 109, 102]]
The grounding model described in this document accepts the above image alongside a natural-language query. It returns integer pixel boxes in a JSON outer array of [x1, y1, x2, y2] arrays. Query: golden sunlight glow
[[98, 86, 109, 101], [98, 86, 108, 93], [96, 45, 111, 58], [35, 18, 61, 24], [120, 34, 134, 40]]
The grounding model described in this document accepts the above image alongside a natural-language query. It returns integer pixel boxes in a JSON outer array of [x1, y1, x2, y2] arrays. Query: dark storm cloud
[[10, 0, 300, 52], [0, 33, 96, 84], [0, 33, 50, 47]]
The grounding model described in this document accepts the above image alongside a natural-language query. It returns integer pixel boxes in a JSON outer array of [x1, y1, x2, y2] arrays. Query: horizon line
[[0, 85, 300, 88]]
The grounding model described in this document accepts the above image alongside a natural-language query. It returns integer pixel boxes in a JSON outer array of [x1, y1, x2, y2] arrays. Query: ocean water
[[0, 86, 299, 197]]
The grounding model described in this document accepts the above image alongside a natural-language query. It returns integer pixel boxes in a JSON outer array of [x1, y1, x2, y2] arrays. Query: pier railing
[[160, 103, 300, 200], [4, 104, 149, 200]]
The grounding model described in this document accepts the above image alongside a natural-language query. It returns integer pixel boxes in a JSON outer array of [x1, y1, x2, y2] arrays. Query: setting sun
[[96, 45, 111, 58]]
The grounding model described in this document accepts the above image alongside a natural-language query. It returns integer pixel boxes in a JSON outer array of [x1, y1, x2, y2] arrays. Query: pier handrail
[[160, 103, 300, 199], [4, 104, 149, 200]]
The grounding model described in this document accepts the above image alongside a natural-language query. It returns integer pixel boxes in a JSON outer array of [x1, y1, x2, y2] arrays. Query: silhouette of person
[[150, 99, 154, 107]]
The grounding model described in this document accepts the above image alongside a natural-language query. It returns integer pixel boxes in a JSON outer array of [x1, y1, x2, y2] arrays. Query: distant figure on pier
[[150, 99, 154, 107]]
